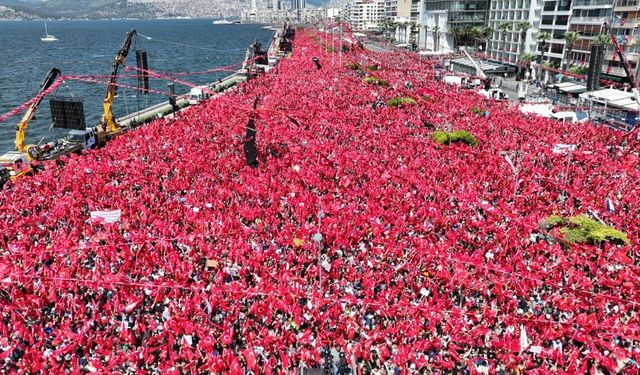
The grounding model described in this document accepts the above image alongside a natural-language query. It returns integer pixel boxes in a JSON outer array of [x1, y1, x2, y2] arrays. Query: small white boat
[[41, 20, 58, 42], [212, 19, 233, 25]]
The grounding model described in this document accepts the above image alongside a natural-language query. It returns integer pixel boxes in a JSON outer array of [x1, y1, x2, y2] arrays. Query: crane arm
[[15, 68, 62, 152], [602, 22, 638, 89], [602, 21, 640, 112], [101, 29, 136, 133], [461, 47, 487, 80]]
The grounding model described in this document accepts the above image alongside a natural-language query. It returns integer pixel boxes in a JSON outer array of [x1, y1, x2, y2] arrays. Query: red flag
[[244, 347, 257, 371]]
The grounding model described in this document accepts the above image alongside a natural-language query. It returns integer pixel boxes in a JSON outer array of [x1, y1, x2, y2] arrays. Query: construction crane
[[14, 67, 62, 161], [100, 29, 137, 133], [461, 47, 487, 81], [602, 18, 640, 108], [461, 47, 507, 99]]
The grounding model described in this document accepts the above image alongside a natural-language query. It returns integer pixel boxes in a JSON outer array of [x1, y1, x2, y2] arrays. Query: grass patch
[[364, 76, 388, 86], [387, 97, 416, 107], [471, 106, 484, 115], [543, 215, 629, 245], [366, 65, 380, 71], [432, 130, 478, 147], [346, 62, 361, 70]]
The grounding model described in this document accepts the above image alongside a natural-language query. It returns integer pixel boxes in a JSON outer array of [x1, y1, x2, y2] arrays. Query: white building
[[291, 0, 306, 9], [419, 9, 454, 52], [487, 0, 542, 63], [345, 0, 386, 31]]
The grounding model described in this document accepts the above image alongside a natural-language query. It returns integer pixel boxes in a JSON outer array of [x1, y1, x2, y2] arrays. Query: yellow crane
[[100, 29, 137, 133], [14, 67, 62, 161]]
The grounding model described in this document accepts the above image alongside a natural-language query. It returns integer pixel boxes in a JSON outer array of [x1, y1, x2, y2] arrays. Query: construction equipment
[[461, 47, 506, 99], [14, 67, 62, 161], [461, 47, 487, 81], [100, 29, 137, 134], [602, 18, 640, 108]]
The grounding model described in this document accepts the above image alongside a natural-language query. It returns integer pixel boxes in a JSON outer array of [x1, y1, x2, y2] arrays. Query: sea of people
[[0, 28, 639, 374]]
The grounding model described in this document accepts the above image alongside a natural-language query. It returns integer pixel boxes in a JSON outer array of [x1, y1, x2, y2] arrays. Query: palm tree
[[412, 22, 420, 50], [592, 33, 611, 46], [562, 31, 580, 70], [517, 21, 532, 58], [537, 31, 552, 82], [498, 22, 512, 62], [462, 24, 475, 47], [433, 25, 442, 51], [471, 27, 487, 50], [422, 23, 429, 50], [519, 52, 536, 80], [451, 27, 462, 48], [402, 21, 410, 43], [390, 21, 400, 43], [481, 26, 493, 53]]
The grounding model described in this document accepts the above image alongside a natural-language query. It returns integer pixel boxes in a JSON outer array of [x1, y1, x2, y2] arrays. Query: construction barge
[[0, 23, 295, 191]]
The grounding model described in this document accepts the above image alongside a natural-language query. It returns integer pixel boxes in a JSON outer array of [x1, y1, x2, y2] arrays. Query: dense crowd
[[0, 29, 639, 374]]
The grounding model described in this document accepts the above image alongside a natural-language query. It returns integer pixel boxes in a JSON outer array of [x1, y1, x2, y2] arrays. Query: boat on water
[[41, 20, 58, 42], [212, 19, 233, 25]]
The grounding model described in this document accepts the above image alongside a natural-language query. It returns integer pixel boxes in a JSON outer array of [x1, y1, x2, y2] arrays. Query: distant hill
[[0, 4, 40, 19], [0, 0, 161, 19], [0, 0, 339, 20]]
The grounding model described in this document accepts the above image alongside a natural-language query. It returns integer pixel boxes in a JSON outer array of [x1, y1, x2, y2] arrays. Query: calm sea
[[0, 19, 273, 151]]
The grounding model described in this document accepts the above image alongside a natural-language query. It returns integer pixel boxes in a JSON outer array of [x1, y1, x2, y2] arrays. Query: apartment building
[[486, 0, 541, 63], [291, 0, 306, 9], [535, 0, 639, 82], [423, 0, 490, 28], [600, 0, 640, 80], [345, 0, 386, 31]]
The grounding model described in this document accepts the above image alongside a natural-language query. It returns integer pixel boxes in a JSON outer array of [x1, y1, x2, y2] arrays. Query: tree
[[517, 21, 532, 58], [377, 19, 394, 40], [401, 21, 410, 43], [412, 22, 420, 50], [451, 27, 462, 48], [519, 52, 536, 79], [471, 27, 487, 50], [462, 24, 475, 47], [433, 25, 442, 51], [592, 33, 611, 46], [563, 31, 580, 70], [481, 26, 493, 52], [537, 31, 552, 82], [422, 23, 429, 50], [498, 22, 512, 62]]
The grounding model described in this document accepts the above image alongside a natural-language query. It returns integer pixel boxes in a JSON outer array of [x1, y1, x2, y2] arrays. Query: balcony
[[618, 19, 639, 28], [570, 16, 609, 24], [614, 0, 640, 10], [605, 52, 640, 61], [573, 0, 615, 5]]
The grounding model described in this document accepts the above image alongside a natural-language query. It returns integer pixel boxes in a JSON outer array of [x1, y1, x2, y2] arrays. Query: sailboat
[[41, 20, 58, 42]]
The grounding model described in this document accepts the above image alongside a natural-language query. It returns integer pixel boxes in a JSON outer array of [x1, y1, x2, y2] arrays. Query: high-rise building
[[535, 0, 571, 67], [382, 1, 423, 43], [345, 0, 386, 30], [291, 0, 306, 9], [602, 1, 640, 81], [423, 0, 490, 47], [272, 0, 281, 10], [486, 0, 541, 63], [385, 0, 399, 17]]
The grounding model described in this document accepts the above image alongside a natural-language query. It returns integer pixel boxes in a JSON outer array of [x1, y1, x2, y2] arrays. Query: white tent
[[579, 88, 640, 112]]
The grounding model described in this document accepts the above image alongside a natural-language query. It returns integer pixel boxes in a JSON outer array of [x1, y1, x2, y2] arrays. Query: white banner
[[90, 210, 122, 223]]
